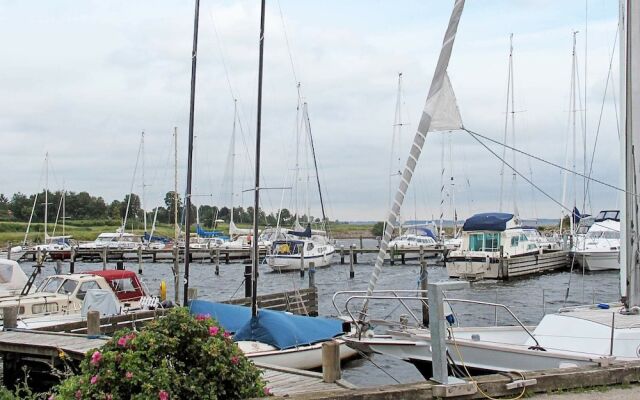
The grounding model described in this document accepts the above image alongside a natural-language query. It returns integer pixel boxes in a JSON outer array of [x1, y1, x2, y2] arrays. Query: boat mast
[[44, 152, 49, 242], [230, 100, 237, 229], [183, 0, 200, 306], [142, 131, 147, 233], [174, 127, 179, 241], [571, 32, 579, 235], [302, 102, 328, 231], [361, 0, 465, 317], [252, 0, 266, 318], [621, 0, 640, 309], [439, 133, 445, 239], [498, 35, 512, 213]]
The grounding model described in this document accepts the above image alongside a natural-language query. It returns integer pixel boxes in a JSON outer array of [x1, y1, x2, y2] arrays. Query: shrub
[[51, 308, 267, 399]]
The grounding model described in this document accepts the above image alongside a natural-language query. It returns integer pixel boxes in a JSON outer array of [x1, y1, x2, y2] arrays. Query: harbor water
[[19, 239, 621, 387]]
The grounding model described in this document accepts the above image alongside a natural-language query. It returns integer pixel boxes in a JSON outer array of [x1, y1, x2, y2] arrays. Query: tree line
[[0, 190, 317, 228]]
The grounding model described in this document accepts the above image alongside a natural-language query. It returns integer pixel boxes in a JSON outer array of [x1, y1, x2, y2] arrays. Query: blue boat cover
[[416, 228, 437, 240], [462, 213, 514, 232], [188, 300, 252, 333], [196, 225, 227, 238], [143, 232, 172, 244], [288, 224, 311, 238], [234, 309, 344, 350]]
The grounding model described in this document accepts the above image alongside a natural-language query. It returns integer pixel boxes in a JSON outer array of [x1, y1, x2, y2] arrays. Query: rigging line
[[467, 129, 592, 217], [276, 0, 299, 86], [465, 129, 638, 198], [585, 24, 620, 200]]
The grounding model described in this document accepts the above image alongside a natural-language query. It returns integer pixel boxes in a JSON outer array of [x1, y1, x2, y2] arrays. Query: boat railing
[[336, 291, 541, 348]]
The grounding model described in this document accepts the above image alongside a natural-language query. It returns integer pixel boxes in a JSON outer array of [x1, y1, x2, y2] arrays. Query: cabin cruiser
[[388, 233, 439, 251], [266, 225, 335, 272], [79, 232, 143, 250], [445, 213, 562, 279], [573, 210, 620, 271], [0, 270, 148, 323]]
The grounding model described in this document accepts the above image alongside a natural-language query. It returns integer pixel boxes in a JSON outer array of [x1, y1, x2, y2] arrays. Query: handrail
[[332, 289, 428, 324], [341, 293, 541, 348]]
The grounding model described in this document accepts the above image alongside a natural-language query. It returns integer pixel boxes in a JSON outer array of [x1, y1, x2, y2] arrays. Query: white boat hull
[[574, 250, 620, 271], [267, 250, 335, 272], [240, 339, 358, 370]]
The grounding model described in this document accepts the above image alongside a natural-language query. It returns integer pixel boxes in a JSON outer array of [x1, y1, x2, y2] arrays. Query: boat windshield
[[57, 279, 78, 295], [587, 231, 620, 239], [468, 232, 501, 251], [36, 277, 65, 293]]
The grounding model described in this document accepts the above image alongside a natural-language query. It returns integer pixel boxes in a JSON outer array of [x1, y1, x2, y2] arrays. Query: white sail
[[361, 0, 466, 315], [427, 73, 463, 133]]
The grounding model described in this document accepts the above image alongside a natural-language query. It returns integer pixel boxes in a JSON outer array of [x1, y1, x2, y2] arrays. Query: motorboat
[[445, 213, 563, 280], [0, 259, 28, 297], [574, 210, 620, 271], [33, 235, 74, 260]]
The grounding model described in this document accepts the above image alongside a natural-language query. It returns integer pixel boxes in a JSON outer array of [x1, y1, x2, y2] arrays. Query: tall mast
[[44, 152, 49, 241], [621, 0, 640, 309], [294, 83, 301, 225], [230, 100, 237, 227], [498, 34, 513, 213], [174, 127, 179, 241], [252, 0, 266, 318], [387, 73, 404, 235], [142, 131, 147, 233], [509, 34, 518, 218], [570, 31, 578, 235], [439, 133, 445, 239], [62, 186, 65, 236], [302, 102, 328, 230], [183, 0, 200, 306]]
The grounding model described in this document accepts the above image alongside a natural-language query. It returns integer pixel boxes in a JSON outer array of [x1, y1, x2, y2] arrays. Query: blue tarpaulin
[[234, 308, 344, 350], [189, 301, 252, 333], [143, 232, 172, 244], [462, 213, 514, 232], [288, 224, 312, 238], [416, 228, 437, 240], [196, 225, 227, 239]]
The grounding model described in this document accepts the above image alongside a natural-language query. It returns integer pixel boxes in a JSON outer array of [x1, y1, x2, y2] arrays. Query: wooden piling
[[69, 247, 76, 273], [401, 252, 405, 265], [349, 245, 355, 279], [2, 306, 18, 330], [102, 247, 107, 270], [225, 251, 230, 264], [309, 268, 316, 288], [137, 247, 143, 274], [390, 245, 396, 266], [359, 235, 363, 249], [87, 310, 101, 337], [6, 242, 11, 261], [300, 246, 305, 278], [187, 288, 198, 301], [322, 340, 341, 383], [340, 245, 345, 264], [215, 248, 220, 276], [420, 246, 428, 327]]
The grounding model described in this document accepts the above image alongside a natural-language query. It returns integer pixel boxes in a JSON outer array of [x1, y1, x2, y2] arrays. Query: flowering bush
[[51, 308, 266, 399]]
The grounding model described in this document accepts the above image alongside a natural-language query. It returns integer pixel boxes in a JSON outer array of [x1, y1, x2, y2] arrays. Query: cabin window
[[37, 277, 64, 293], [110, 278, 136, 294], [307, 243, 314, 251], [511, 236, 519, 247], [76, 281, 101, 300], [468, 234, 484, 251], [58, 279, 78, 295], [484, 233, 500, 251], [32, 303, 59, 314]]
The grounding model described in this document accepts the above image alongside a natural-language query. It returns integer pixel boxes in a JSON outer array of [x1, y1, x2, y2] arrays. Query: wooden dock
[[256, 362, 356, 397]]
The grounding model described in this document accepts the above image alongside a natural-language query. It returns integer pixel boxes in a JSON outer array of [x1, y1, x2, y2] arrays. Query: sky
[[0, 0, 622, 222]]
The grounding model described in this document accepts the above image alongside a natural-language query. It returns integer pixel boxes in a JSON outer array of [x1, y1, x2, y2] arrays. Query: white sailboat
[[574, 210, 620, 271], [342, 0, 640, 378]]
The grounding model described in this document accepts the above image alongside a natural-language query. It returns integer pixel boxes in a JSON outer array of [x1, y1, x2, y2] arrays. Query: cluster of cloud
[[0, 0, 620, 221]]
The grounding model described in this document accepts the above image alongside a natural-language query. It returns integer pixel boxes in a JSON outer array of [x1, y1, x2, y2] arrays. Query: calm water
[[19, 239, 621, 387]]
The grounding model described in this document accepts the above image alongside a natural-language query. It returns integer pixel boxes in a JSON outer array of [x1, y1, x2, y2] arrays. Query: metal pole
[[183, 0, 200, 306], [251, 0, 266, 318]]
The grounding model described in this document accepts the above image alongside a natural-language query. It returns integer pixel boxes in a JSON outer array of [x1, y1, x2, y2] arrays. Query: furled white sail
[[360, 0, 466, 317], [428, 73, 463, 133]]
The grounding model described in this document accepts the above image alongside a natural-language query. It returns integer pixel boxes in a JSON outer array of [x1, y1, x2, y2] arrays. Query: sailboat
[[265, 102, 335, 272], [184, 0, 355, 369], [341, 0, 640, 377]]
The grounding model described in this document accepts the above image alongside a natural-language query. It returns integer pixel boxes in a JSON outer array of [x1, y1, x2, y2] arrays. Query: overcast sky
[[0, 0, 621, 222]]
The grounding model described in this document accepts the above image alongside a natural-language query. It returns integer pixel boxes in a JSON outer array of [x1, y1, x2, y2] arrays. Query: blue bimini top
[[462, 213, 514, 232]]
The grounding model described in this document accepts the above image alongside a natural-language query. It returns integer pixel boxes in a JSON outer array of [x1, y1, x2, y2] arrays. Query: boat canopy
[[196, 225, 226, 238], [288, 224, 311, 238], [88, 270, 145, 302], [0, 260, 27, 291], [143, 232, 172, 244], [594, 210, 620, 222], [188, 300, 344, 350], [234, 308, 344, 350], [462, 213, 515, 232]]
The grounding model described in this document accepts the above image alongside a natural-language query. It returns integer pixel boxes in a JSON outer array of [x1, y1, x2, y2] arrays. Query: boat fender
[[160, 281, 167, 302], [597, 303, 610, 310]]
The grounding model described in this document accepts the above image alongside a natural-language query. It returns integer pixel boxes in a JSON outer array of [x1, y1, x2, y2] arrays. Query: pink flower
[[195, 314, 210, 321], [90, 351, 102, 366], [223, 331, 231, 339], [117, 336, 128, 347], [90, 375, 99, 385], [75, 390, 82, 400], [231, 356, 239, 365], [125, 371, 133, 380], [209, 326, 219, 336], [158, 390, 169, 400], [264, 387, 272, 396]]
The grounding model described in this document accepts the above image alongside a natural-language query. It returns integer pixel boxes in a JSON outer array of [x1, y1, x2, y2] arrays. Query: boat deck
[[256, 362, 356, 396], [559, 306, 640, 329]]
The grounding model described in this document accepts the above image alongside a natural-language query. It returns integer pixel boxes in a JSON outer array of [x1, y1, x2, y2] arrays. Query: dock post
[[401, 251, 405, 265], [173, 246, 180, 304], [215, 248, 220, 276], [428, 281, 469, 384], [187, 288, 198, 301], [349, 245, 355, 279], [137, 247, 143, 275], [244, 265, 253, 298], [420, 246, 428, 327], [359, 235, 363, 250], [390, 245, 396, 266], [6, 242, 11, 260], [87, 310, 101, 337], [2, 306, 18, 330], [152, 250, 157, 263], [209, 249, 214, 264], [36, 247, 42, 265], [300, 245, 305, 278], [340, 245, 345, 264], [225, 251, 230, 264], [102, 247, 107, 270], [69, 247, 76, 273], [322, 340, 341, 383], [309, 267, 316, 288], [116, 261, 124, 270]]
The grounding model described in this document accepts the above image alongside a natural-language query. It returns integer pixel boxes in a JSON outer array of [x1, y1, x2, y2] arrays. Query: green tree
[[164, 191, 182, 224], [372, 221, 384, 237]]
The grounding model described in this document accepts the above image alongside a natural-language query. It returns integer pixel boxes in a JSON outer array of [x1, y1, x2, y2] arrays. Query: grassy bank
[[0, 221, 375, 246]]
